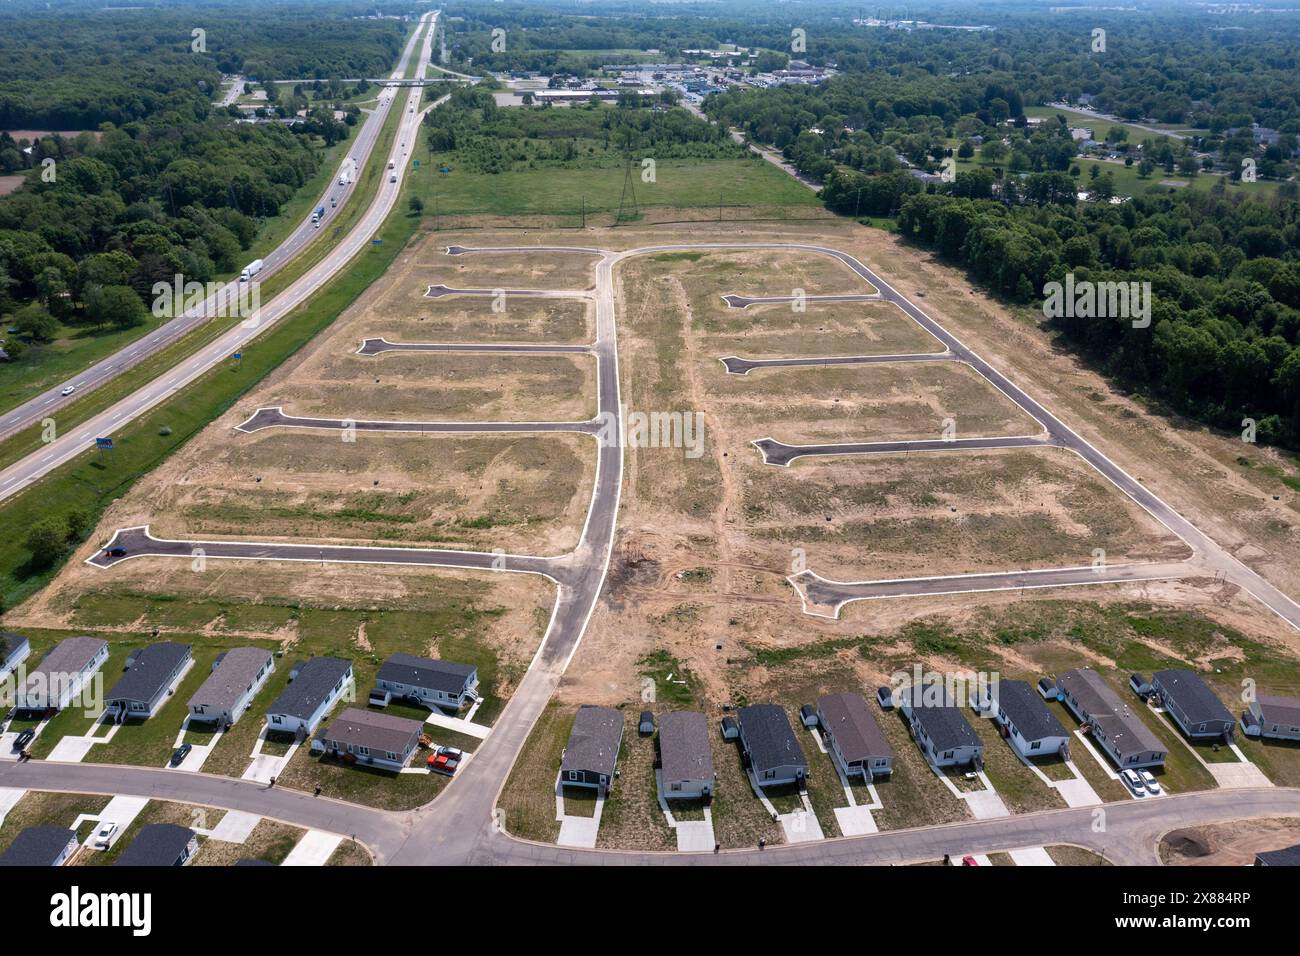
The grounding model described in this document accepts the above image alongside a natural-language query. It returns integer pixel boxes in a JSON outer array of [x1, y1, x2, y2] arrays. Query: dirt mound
[[1162, 829, 1211, 858]]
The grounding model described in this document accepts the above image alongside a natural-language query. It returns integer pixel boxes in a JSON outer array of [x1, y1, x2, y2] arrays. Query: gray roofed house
[[658, 711, 715, 799], [105, 642, 192, 720], [899, 686, 983, 769], [266, 656, 353, 736], [188, 647, 275, 727], [0, 631, 30, 678], [1152, 669, 1235, 741], [1246, 694, 1300, 742], [994, 680, 1070, 758], [312, 707, 423, 771], [115, 824, 198, 867], [0, 826, 78, 867], [1059, 668, 1166, 769], [16, 636, 109, 713], [737, 704, 807, 786], [1255, 843, 1300, 866], [560, 705, 624, 794], [375, 653, 478, 711], [817, 692, 892, 779]]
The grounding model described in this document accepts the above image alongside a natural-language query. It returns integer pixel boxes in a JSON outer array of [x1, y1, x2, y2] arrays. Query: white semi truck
[[239, 259, 264, 282]]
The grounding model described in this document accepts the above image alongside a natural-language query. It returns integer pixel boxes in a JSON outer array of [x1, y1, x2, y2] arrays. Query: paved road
[[233, 405, 602, 435], [752, 434, 1058, 467], [790, 561, 1202, 618], [6, 756, 1298, 866], [87, 524, 573, 583], [358, 338, 591, 356], [0, 14, 436, 446], [720, 351, 951, 375], [425, 283, 591, 299], [721, 292, 881, 307], [0, 11, 446, 503]]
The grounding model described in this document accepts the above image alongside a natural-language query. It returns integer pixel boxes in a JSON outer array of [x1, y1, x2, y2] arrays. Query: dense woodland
[[0, 2, 407, 359]]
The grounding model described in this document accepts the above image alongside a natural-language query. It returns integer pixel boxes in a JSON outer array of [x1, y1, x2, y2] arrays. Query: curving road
[[0, 10, 446, 503]]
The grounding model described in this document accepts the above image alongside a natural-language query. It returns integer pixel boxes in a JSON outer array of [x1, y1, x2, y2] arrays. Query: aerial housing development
[[0, 0, 1297, 924]]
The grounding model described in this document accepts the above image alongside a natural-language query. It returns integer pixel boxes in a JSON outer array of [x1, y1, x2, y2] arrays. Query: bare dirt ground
[[704, 299, 943, 358], [1160, 817, 1300, 865]]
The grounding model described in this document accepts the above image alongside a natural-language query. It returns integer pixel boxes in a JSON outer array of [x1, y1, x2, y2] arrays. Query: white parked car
[[61, 385, 76, 396], [92, 821, 118, 849], [1139, 769, 1162, 795], [1120, 769, 1145, 795]]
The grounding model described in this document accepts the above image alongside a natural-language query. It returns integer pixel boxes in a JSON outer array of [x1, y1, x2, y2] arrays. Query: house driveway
[[282, 829, 343, 866], [0, 787, 25, 828]]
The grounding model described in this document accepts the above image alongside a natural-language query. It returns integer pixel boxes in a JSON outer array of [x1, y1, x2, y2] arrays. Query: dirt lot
[[703, 299, 942, 358], [1160, 816, 1300, 865]]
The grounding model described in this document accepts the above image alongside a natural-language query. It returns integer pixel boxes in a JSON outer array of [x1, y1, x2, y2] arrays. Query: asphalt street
[[721, 292, 881, 307], [0, 11, 445, 504], [0, 13, 437, 446], [232, 405, 602, 435], [752, 433, 1059, 466], [719, 351, 951, 375], [357, 338, 591, 356], [791, 561, 1203, 617]]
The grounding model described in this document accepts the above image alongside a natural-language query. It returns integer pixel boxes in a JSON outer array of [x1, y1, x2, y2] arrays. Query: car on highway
[[390, 173, 397, 183], [92, 821, 118, 849], [1139, 769, 1162, 795], [11, 728, 35, 751], [1120, 768, 1146, 796], [170, 742, 192, 767], [61, 385, 76, 396]]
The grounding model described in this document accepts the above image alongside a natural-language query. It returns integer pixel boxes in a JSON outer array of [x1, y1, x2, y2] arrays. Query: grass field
[[410, 147, 819, 221]]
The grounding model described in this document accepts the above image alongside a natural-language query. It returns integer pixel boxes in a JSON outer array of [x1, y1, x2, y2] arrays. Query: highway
[[0, 10, 442, 488]]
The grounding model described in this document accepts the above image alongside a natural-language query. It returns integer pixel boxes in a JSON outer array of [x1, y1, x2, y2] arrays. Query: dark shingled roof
[[560, 705, 623, 776], [115, 824, 195, 867], [376, 653, 475, 695], [737, 704, 807, 774], [0, 826, 75, 866], [269, 657, 352, 720], [106, 642, 191, 705], [1154, 669, 1234, 725], [817, 692, 890, 763], [658, 711, 714, 783], [904, 688, 980, 752], [996, 680, 1067, 742], [1, 631, 29, 661], [1256, 843, 1300, 866]]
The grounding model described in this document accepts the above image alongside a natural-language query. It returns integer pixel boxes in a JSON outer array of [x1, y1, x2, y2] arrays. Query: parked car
[[427, 746, 463, 776], [961, 855, 979, 866], [1138, 769, 1162, 795], [93, 821, 118, 849], [105, 546, 127, 558], [12, 728, 35, 751], [1120, 769, 1145, 795], [170, 743, 192, 767]]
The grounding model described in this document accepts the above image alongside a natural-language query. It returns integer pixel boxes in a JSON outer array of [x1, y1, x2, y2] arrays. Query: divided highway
[[0, 10, 441, 484]]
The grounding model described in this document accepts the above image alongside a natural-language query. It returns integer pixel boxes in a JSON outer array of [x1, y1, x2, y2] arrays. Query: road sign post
[[95, 437, 113, 453]]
